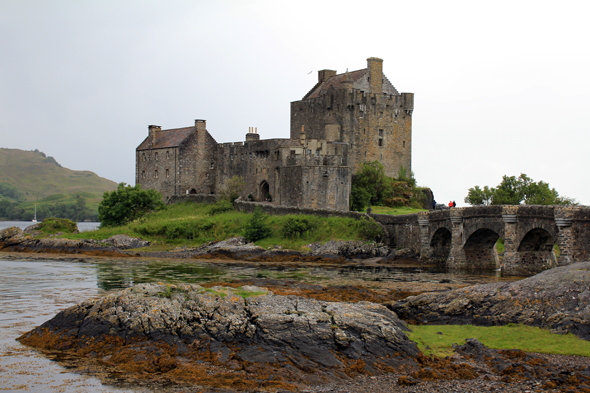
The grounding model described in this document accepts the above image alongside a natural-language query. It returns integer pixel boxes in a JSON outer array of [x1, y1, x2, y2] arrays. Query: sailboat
[[32, 204, 37, 223]]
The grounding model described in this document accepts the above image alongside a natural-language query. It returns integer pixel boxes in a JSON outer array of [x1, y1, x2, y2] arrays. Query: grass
[[365, 206, 427, 215], [64, 201, 380, 251], [408, 324, 590, 358]]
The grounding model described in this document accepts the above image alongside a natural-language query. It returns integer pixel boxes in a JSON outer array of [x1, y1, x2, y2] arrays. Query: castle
[[136, 57, 413, 211]]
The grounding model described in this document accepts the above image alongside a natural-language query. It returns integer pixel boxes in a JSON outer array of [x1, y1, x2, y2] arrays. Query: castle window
[[210, 162, 214, 169], [307, 149, 311, 155], [403, 141, 406, 148], [141, 171, 146, 179], [230, 154, 233, 161], [166, 169, 170, 178], [142, 153, 146, 161], [166, 151, 170, 159], [379, 129, 383, 137], [378, 139, 383, 147], [154, 170, 158, 178], [155, 152, 158, 160], [315, 149, 320, 157]]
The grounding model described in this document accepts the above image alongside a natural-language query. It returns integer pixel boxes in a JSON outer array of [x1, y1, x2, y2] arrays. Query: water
[[0, 255, 513, 392], [0, 221, 100, 232]]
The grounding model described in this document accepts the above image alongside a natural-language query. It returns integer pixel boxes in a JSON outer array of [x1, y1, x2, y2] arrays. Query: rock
[[100, 234, 150, 249], [308, 240, 390, 259], [390, 262, 590, 340], [0, 226, 22, 241], [23, 223, 41, 234], [19, 283, 420, 389], [205, 236, 247, 249]]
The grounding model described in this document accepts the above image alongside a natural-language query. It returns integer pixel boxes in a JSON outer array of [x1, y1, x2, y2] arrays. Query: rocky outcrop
[[391, 262, 590, 340], [0, 228, 150, 254], [19, 283, 420, 389], [307, 240, 391, 258], [99, 234, 150, 249]]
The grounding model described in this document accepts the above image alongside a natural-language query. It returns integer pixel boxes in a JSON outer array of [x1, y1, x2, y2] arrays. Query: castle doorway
[[189, 189, 197, 194], [260, 181, 270, 201]]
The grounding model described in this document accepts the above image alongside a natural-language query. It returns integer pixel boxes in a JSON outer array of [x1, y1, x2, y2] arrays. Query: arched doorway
[[260, 181, 270, 201], [189, 189, 197, 194]]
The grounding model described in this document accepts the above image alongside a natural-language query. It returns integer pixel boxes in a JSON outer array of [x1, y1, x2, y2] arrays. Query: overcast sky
[[1, 0, 589, 206]]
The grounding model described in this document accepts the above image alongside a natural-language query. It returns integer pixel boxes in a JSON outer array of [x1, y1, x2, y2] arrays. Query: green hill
[[0, 148, 118, 221]]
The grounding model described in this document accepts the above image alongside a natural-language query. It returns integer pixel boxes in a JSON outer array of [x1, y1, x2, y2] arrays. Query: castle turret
[[367, 57, 383, 94]]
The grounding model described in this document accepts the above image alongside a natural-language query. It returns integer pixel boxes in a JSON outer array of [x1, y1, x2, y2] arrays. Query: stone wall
[[136, 147, 179, 197], [166, 194, 219, 205]]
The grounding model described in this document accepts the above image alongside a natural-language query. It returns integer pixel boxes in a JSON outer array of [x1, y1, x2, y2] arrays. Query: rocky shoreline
[[0, 225, 411, 263]]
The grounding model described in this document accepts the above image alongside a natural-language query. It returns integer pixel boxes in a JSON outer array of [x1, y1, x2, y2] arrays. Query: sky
[[1, 0, 589, 206]]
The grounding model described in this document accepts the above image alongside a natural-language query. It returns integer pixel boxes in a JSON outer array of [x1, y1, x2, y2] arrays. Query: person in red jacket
[[449, 201, 453, 208]]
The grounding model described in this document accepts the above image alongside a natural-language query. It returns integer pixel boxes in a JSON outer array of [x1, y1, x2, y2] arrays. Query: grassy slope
[[0, 148, 118, 202], [0, 148, 118, 214], [67, 202, 386, 251]]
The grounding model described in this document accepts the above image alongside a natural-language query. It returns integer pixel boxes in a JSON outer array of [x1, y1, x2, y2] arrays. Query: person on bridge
[[452, 200, 457, 208], [449, 201, 453, 208]]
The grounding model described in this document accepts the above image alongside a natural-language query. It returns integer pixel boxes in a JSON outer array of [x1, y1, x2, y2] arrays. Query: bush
[[281, 217, 316, 239], [219, 175, 245, 203], [357, 216, 385, 242], [244, 207, 272, 242], [207, 199, 234, 215], [36, 218, 78, 234], [98, 183, 165, 227]]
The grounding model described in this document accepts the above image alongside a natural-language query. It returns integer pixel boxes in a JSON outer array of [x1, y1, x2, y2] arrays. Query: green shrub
[[207, 199, 234, 215], [98, 183, 165, 227], [357, 216, 385, 242], [281, 216, 316, 239], [244, 207, 272, 242], [36, 218, 78, 234]]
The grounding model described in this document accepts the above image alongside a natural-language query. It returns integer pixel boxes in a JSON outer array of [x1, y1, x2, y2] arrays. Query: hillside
[[0, 148, 118, 221], [0, 148, 117, 201]]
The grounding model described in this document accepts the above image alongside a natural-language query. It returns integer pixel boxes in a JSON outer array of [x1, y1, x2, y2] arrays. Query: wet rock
[[100, 234, 150, 249], [19, 283, 420, 389], [0, 226, 22, 241], [391, 262, 590, 339]]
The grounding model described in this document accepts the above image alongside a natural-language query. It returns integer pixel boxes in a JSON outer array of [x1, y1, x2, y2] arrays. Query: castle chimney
[[318, 69, 337, 83], [148, 125, 161, 145], [195, 119, 206, 132], [367, 57, 383, 94], [246, 126, 260, 141]]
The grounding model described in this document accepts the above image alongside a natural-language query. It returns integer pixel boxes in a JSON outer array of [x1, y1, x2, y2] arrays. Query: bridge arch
[[430, 227, 451, 265], [462, 228, 501, 269]]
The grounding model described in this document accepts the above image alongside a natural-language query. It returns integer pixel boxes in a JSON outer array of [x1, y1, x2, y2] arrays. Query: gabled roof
[[303, 68, 399, 100], [136, 126, 195, 150]]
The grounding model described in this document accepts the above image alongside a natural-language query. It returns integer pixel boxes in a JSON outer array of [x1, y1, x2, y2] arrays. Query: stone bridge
[[372, 205, 590, 275]]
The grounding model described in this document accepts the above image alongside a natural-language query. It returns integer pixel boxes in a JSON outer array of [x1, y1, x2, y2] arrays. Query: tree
[[464, 174, 576, 206], [98, 183, 165, 227], [219, 175, 245, 203], [243, 206, 272, 242], [464, 185, 495, 206]]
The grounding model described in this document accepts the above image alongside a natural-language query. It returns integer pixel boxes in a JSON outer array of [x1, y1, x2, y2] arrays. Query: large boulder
[[0, 226, 22, 241], [100, 234, 150, 249], [391, 262, 590, 340], [19, 283, 420, 389]]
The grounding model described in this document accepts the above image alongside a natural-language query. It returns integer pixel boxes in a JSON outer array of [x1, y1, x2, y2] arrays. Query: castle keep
[[136, 58, 413, 211]]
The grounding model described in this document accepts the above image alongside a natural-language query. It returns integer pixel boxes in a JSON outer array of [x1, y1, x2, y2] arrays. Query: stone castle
[[136, 57, 413, 211]]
